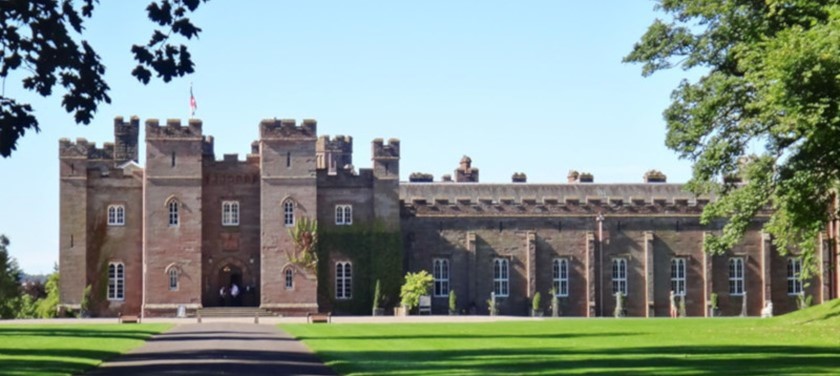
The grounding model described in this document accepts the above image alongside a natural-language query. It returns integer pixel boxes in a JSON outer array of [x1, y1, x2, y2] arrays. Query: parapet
[[145, 118, 203, 138], [512, 172, 527, 183], [259, 118, 317, 140], [409, 172, 434, 182], [202, 136, 215, 156], [317, 135, 353, 152], [113, 116, 140, 163], [568, 170, 594, 183], [59, 137, 113, 160], [372, 138, 400, 159]]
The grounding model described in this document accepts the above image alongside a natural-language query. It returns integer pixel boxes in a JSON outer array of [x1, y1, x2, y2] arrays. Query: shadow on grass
[[0, 326, 161, 341], [316, 345, 840, 375], [295, 331, 640, 341]]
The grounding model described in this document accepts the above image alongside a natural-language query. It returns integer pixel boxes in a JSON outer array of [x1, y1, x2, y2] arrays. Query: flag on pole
[[190, 84, 197, 117]]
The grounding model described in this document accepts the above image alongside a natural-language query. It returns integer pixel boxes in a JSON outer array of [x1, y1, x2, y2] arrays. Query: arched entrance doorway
[[208, 257, 259, 307]]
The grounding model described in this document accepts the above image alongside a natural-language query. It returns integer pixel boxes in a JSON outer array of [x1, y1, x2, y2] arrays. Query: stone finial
[[409, 172, 434, 183], [643, 169, 667, 183], [512, 172, 527, 183], [568, 170, 593, 183]]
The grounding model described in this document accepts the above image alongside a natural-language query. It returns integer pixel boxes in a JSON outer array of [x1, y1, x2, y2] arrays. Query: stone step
[[196, 307, 277, 318]]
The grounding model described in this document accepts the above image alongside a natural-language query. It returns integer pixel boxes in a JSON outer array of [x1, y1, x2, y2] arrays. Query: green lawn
[[282, 300, 840, 375], [0, 324, 170, 376]]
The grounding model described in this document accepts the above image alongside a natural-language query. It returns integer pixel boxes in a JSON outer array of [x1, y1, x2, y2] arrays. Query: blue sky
[[0, 1, 699, 274]]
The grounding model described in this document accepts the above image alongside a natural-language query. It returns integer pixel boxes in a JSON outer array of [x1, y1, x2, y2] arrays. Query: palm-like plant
[[287, 217, 318, 272]]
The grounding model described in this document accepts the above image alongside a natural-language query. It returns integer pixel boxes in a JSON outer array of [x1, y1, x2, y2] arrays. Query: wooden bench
[[307, 312, 331, 323], [118, 313, 140, 324]]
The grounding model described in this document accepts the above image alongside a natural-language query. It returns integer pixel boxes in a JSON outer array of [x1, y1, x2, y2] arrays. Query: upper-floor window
[[729, 257, 745, 295], [612, 258, 628, 296], [671, 258, 687, 296], [283, 200, 295, 227], [787, 257, 803, 295], [107, 205, 125, 226], [336, 261, 352, 299], [168, 200, 180, 226], [433, 258, 450, 297], [168, 268, 179, 291], [335, 205, 353, 225], [284, 268, 294, 289], [493, 258, 509, 297], [108, 262, 125, 300], [222, 201, 240, 226], [553, 258, 569, 297]]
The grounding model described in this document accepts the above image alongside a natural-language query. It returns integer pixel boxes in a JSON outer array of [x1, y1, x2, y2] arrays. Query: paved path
[[85, 323, 337, 376]]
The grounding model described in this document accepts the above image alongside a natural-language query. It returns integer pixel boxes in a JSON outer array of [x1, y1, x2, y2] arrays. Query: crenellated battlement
[[145, 118, 203, 139], [59, 137, 113, 160], [259, 118, 317, 140], [372, 138, 400, 159], [317, 135, 353, 153], [202, 136, 215, 156], [114, 116, 140, 163]]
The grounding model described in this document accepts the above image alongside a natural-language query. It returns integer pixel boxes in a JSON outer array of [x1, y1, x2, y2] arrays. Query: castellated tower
[[142, 119, 204, 315], [372, 138, 400, 230], [259, 118, 319, 315], [113, 116, 139, 164], [58, 116, 143, 316]]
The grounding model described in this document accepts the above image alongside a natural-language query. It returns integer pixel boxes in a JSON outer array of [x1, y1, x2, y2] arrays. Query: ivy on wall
[[317, 223, 403, 315]]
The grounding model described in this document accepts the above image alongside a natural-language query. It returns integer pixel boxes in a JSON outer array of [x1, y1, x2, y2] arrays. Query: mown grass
[[0, 324, 170, 376], [282, 300, 840, 375]]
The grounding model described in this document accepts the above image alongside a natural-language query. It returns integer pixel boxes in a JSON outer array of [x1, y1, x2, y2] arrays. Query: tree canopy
[[0, 235, 23, 319], [0, 0, 207, 157], [625, 1, 840, 275]]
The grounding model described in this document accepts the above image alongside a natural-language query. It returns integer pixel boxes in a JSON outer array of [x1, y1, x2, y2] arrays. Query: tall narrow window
[[285, 268, 294, 289], [168, 268, 179, 291], [671, 258, 687, 296], [493, 258, 509, 297], [787, 257, 803, 295], [553, 258, 569, 297], [433, 259, 450, 297], [729, 258, 745, 295], [171, 151, 176, 167], [107, 205, 125, 226], [335, 262, 352, 299], [222, 201, 240, 226], [286, 151, 291, 168], [612, 258, 628, 296], [168, 200, 179, 226], [108, 262, 125, 300], [335, 205, 353, 225], [283, 200, 295, 227]]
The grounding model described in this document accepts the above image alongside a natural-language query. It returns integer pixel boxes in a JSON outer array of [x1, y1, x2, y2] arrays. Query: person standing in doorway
[[231, 283, 240, 307]]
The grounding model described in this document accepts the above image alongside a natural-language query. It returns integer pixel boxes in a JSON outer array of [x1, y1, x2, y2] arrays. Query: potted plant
[[400, 271, 433, 315], [448, 290, 458, 315], [531, 292, 543, 317], [487, 292, 499, 316], [550, 288, 560, 317], [372, 279, 385, 316], [678, 294, 687, 318], [709, 293, 720, 317], [80, 284, 92, 318], [613, 292, 626, 318]]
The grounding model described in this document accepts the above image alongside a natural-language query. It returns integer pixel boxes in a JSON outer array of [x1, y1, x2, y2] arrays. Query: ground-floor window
[[285, 268, 294, 290], [787, 257, 802, 295], [729, 257, 745, 295], [670, 258, 686, 296], [433, 258, 450, 297], [553, 258, 569, 297], [108, 262, 125, 300], [612, 258, 627, 296], [336, 262, 352, 299], [493, 258, 509, 297]]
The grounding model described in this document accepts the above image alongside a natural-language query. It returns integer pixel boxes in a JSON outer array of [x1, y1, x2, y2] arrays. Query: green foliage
[[373, 279, 382, 310], [0, 235, 22, 319], [0, 1, 207, 157], [288, 217, 319, 273], [797, 294, 813, 310], [487, 294, 499, 316], [678, 295, 687, 318], [36, 272, 60, 318], [625, 1, 840, 279], [448, 289, 457, 313], [614, 292, 625, 318], [400, 270, 433, 310], [532, 292, 542, 311], [710, 293, 719, 310], [80, 284, 92, 316], [317, 225, 402, 315], [549, 287, 560, 317], [14, 295, 38, 319]]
